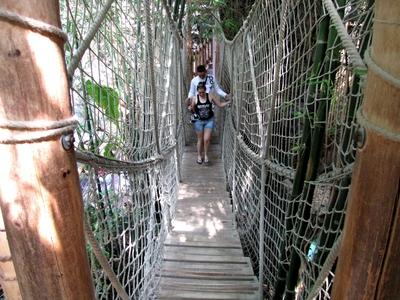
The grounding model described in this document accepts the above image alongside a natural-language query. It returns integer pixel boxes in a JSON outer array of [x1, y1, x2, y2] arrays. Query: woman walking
[[190, 83, 230, 164]]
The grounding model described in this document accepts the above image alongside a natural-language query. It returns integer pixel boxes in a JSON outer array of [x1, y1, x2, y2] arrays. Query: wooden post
[[332, 1, 400, 299], [0, 1, 95, 299]]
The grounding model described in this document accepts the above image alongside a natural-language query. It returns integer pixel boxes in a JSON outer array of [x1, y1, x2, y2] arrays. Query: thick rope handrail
[[236, 134, 296, 180], [145, 0, 162, 156], [306, 234, 343, 300], [67, 0, 116, 78], [0, 9, 67, 42], [220, 0, 260, 45], [0, 117, 78, 144], [246, 35, 264, 156], [75, 143, 177, 171], [84, 219, 129, 300], [322, 0, 367, 74]]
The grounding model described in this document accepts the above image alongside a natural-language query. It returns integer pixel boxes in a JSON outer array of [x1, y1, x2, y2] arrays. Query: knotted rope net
[[218, 0, 374, 298], [60, 0, 184, 298]]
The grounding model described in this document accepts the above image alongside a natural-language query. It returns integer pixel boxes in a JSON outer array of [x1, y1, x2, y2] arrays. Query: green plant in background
[[85, 80, 120, 122]]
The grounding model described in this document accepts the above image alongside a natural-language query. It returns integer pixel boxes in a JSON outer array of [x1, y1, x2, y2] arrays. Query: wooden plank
[[164, 253, 249, 264], [159, 281, 258, 292], [166, 235, 240, 245], [164, 246, 242, 256], [160, 277, 257, 286], [164, 241, 242, 249], [161, 267, 254, 277], [159, 272, 257, 281], [157, 289, 258, 299], [161, 261, 251, 271], [159, 145, 258, 299]]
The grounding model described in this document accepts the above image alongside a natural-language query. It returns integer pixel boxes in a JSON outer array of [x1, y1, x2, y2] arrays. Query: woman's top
[[194, 93, 214, 120]]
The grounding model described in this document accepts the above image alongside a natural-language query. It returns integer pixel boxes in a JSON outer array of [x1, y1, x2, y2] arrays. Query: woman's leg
[[194, 120, 205, 162], [203, 128, 212, 162], [196, 130, 204, 162], [203, 118, 215, 162]]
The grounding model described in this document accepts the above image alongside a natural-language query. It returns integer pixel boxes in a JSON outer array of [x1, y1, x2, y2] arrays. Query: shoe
[[204, 157, 209, 164], [197, 158, 203, 164]]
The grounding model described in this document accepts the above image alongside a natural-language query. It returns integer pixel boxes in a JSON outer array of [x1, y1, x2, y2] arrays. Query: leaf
[[85, 80, 120, 122], [103, 142, 115, 159]]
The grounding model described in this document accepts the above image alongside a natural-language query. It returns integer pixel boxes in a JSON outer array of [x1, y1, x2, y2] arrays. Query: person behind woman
[[190, 83, 230, 164]]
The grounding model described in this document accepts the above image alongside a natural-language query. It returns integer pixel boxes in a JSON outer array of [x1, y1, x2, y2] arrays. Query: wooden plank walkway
[[157, 146, 259, 300]]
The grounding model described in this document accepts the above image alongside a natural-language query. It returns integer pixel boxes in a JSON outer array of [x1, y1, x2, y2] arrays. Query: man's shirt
[[187, 75, 227, 98]]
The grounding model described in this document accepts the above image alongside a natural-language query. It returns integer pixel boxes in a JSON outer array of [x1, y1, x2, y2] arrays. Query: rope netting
[[218, 0, 374, 298], [60, 0, 184, 298]]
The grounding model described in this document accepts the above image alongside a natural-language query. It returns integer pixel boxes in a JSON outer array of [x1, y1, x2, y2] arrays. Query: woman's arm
[[211, 94, 230, 108], [189, 96, 197, 112]]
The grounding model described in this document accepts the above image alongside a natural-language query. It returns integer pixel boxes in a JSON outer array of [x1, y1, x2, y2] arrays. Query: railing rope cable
[[145, 0, 162, 155], [67, 0, 116, 79], [322, 0, 367, 74], [84, 219, 129, 300], [306, 234, 343, 300]]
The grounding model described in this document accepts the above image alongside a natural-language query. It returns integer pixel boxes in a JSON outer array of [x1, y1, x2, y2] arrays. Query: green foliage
[[186, 0, 255, 42], [103, 142, 116, 159], [85, 80, 120, 122]]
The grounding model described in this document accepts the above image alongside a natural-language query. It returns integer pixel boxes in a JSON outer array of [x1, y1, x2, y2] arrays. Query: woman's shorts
[[194, 117, 215, 132]]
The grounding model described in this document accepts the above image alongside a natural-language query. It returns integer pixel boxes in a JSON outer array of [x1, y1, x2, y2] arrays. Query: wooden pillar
[[0, 1, 95, 299], [332, 1, 400, 299]]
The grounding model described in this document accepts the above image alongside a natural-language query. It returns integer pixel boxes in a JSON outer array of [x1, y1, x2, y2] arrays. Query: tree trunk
[[0, 1, 95, 299], [332, 0, 400, 299]]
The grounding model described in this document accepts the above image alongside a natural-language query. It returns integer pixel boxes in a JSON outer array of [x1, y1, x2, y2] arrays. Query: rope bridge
[[218, 0, 373, 298], [57, 0, 373, 299], [61, 0, 184, 298]]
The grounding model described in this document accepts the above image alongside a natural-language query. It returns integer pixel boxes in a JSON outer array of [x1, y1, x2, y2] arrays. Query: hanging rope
[[322, 0, 367, 73], [67, 0, 116, 78], [145, 0, 162, 155], [84, 220, 129, 300], [306, 234, 343, 300]]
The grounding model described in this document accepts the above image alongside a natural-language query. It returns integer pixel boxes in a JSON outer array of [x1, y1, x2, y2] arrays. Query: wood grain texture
[[157, 146, 258, 299], [0, 1, 94, 299], [332, 1, 400, 299]]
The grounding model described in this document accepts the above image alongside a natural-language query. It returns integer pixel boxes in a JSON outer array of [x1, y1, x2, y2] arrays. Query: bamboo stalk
[[0, 1, 95, 298], [273, 9, 330, 300], [312, 0, 375, 288], [285, 0, 346, 297], [332, 0, 400, 298]]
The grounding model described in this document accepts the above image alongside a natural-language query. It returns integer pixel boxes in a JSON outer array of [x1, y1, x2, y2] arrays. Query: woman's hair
[[197, 82, 206, 90]]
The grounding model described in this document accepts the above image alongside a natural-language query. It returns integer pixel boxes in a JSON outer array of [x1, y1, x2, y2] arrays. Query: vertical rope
[[67, 0, 116, 78], [174, 38, 182, 182], [258, 1, 290, 298], [246, 34, 264, 157], [84, 220, 129, 300], [145, 0, 162, 155]]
